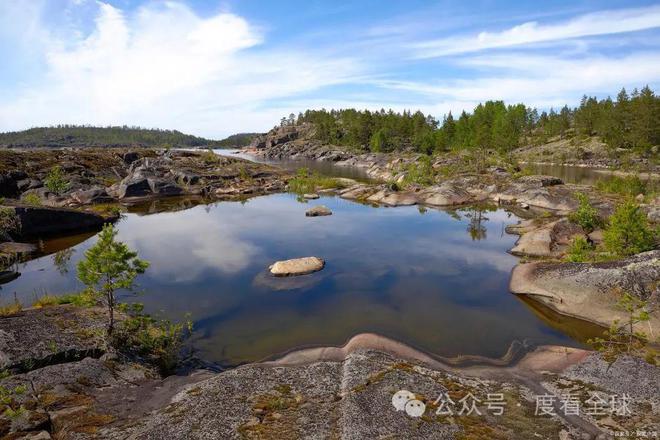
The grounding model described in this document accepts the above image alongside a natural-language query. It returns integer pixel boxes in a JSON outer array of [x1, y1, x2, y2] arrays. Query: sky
[[1, 0, 659, 138]]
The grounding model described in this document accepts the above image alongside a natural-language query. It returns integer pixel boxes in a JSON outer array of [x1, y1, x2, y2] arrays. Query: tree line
[[291, 86, 659, 155], [0, 125, 219, 148]]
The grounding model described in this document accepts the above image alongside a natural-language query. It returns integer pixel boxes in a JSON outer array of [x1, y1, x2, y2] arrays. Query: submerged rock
[[305, 205, 332, 217], [269, 256, 325, 276]]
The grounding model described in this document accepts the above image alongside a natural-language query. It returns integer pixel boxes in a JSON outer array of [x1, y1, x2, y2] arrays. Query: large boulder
[[117, 177, 152, 198], [270, 256, 325, 276], [510, 250, 660, 333], [0, 173, 19, 198], [11, 206, 111, 238]]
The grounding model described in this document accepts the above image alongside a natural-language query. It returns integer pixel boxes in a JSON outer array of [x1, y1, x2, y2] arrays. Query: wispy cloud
[[0, 1, 361, 137], [0, 1, 659, 136], [411, 5, 660, 57]]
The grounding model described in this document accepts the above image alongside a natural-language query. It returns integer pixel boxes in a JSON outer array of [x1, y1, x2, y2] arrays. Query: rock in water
[[270, 257, 325, 276], [306, 205, 332, 217], [303, 193, 319, 199]]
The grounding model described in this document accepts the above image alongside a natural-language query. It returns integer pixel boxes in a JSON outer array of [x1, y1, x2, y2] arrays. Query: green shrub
[[288, 168, 347, 194], [0, 300, 22, 317], [114, 303, 193, 374], [402, 155, 435, 186], [21, 193, 42, 206], [33, 291, 96, 308], [44, 165, 70, 195], [564, 236, 593, 262], [603, 201, 656, 257], [568, 193, 602, 233], [202, 149, 221, 164], [0, 207, 19, 235], [596, 175, 647, 197]]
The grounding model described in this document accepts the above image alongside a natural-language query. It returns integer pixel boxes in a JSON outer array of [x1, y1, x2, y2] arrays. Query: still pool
[[2, 194, 603, 366]]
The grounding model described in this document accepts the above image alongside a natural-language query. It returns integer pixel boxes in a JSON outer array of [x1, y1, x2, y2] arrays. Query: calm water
[[2, 194, 603, 366], [214, 149, 374, 181]]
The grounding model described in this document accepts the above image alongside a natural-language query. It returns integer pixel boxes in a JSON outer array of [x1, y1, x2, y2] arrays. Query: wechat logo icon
[[392, 390, 426, 418]]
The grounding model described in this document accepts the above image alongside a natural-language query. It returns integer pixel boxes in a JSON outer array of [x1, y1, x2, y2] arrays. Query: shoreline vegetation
[[0, 86, 658, 438]]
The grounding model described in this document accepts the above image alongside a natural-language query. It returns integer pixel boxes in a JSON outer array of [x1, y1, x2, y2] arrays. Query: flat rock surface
[[99, 343, 660, 440], [0, 305, 108, 372], [510, 250, 660, 333], [270, 256, 325, 276]]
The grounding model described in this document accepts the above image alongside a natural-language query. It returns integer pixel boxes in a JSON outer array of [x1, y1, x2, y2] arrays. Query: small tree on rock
[[77, 224, 149, 336], [603, 200, 656, 257], [589, 291, 651, 370]]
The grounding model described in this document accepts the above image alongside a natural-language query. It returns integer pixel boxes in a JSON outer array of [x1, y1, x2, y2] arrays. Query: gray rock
[[11, 206, 111, 239], [147, 178, 183, 196], [70, 187, 113, 204], [510, 250, 660, 333], [305, 205, 332, 217], [517, 175, 564, 187], [16, 179, 42, 192], [0, 305, 107, 372], [118, 177, 152, 198], [303, 193, 319, 199]]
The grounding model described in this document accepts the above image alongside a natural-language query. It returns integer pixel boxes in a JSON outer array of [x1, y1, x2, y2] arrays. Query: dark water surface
[[2, 194, 603, 366]]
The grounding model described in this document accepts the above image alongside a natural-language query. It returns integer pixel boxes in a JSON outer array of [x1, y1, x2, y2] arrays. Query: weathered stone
[[517, 175, 564, 187], [118, 177, 152, 198], [12, 206, 110, 239], [510, 250, 660, 333], [70, 187, 113, 204], [16, 179, 42, 192], [173, 170, 200, 186], [270, 257, 325, 276], [147, 178, 183, 196], [305, 205, 332, 217], [303, 193, 319, 199], [0, 306, 107, 372]]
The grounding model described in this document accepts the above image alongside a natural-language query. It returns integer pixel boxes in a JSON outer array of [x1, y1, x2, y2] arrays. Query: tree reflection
[[463, 207, 490, 241], [53, 248, 75, 275]]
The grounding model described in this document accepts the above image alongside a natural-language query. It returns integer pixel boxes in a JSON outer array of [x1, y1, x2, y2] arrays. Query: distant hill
[[216, 132, 261, 148], [0, 125, 220, 148]]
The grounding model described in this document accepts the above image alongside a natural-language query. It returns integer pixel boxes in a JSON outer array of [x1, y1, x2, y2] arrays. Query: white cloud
[[0, 1, 361, 137], [369, 52, 660, 114], [411, 5, 660, 58]]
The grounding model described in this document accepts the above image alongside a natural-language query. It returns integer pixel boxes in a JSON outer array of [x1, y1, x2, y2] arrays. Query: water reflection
[[214, 149, 374, 181], [3, 194, 596, 366]]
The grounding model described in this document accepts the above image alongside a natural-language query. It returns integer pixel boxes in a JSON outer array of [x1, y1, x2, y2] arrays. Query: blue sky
[[1, 0, 659, 138]]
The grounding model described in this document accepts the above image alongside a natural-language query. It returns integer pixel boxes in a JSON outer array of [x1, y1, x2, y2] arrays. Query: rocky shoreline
[[0, 147, 288, 268], [0, 305, 658, 439], [0, 138, 658, 438]]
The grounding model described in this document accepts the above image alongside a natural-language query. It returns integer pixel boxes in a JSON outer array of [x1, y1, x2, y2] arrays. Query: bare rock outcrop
[[510, 250, 660, 333]]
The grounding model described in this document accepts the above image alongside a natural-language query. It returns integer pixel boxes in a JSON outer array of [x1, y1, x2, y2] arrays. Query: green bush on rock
[[568, 193, 602, 233], [603, 201, 657, 257]]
